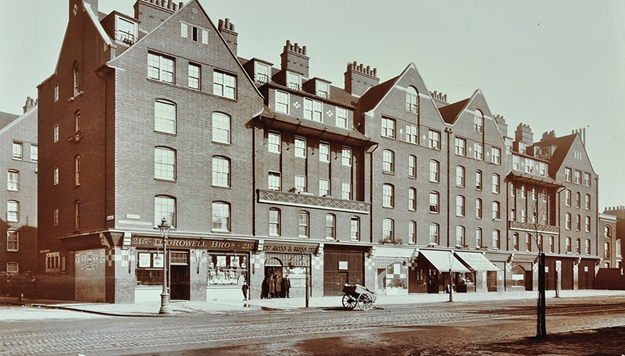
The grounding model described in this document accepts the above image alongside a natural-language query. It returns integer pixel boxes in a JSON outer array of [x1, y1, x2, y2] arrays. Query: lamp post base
[[159, 292, 172, 314]]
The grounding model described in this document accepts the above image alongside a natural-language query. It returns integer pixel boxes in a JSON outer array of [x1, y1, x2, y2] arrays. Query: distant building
[[0, 98, 38, 296], [36, 0, 602, 303], [601, 207, 624, 268]]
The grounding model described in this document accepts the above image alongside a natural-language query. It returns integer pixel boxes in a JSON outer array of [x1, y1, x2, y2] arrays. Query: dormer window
[[255, 62, 270, 83], [287, 72, 301, 90], [316, 81, 329, 98], [116, 16, 137, 45]]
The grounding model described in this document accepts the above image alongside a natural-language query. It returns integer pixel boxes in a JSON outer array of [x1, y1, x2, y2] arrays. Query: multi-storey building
[[601, 206, 624, 268], [36, 0, 603, 303], [0, 98, 38, 297]]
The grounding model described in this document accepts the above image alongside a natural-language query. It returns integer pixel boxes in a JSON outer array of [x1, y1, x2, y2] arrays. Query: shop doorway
[[427, 269, 439, 293], [170, 252, 190, 300]]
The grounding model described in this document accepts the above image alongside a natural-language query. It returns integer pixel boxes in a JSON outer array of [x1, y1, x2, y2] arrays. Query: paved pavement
[[2, 289, 625, 320]]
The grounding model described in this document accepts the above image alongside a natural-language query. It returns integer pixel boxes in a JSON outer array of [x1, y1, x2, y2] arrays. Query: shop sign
[[263, 242, 318, 254], [131, 237, 255, 251], [513, 255, 538, 263]]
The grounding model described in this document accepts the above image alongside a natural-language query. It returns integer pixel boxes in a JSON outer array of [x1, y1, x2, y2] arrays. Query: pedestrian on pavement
[[268, 274, 275, 298], [283, 275, 291, 298], [240, 274, 249, 301], [275, 274, 283, 298]]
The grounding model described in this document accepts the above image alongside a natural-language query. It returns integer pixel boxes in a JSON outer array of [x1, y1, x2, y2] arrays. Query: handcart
[[341, 284, 377, 311]]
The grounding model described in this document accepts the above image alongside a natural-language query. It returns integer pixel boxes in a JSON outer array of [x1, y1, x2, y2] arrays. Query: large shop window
[[136, 251, 189, 285], [207, 253, 248, 286]]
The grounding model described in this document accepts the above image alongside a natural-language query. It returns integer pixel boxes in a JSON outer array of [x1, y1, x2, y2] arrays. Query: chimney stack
[[344, 61, 379, 96], [218, 18, 238, 56], [280, 40, 310, 78], [134, 0, 178, 33], [23, 96, 37, 113]]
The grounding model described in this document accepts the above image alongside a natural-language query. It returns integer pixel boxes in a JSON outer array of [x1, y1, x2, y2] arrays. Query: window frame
[[212, 156, 231, 188], [154, 99, 177, 134], [147, 52, 174, 83], [154, 147, 176, 181], [381, 118, 396, 139], [212, 201, 231, 232], [213, 71, 237, 99]]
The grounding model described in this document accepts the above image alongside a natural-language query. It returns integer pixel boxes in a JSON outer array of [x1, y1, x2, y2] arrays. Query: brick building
[[0, 98, 38, 297], [35, 0, 603, 303]]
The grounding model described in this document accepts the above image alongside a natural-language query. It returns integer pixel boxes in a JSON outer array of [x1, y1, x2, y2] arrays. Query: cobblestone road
[[2, 297, 625, 356]]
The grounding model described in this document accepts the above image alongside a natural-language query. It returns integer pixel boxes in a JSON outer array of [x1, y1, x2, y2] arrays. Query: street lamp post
[[157, 217, 172, 315]]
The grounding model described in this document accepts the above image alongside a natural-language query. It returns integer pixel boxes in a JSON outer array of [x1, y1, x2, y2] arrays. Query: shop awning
[[455, 252, 500, 272], [372, 247, 416, 267], [419, 250, 470, 273]]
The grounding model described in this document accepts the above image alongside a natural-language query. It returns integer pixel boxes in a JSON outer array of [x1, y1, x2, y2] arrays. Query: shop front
[[485, 252, 510, 292], [371, 246, 415, 295], [260, 242, 319, 299], [131, 236, 256, 302], [454, 251, 500, 293], [509, 254, 537, 291], [415, 249, 470, 294]]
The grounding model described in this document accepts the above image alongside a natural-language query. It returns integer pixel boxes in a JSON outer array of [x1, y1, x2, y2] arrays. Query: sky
[[1, 0, 624, 209]]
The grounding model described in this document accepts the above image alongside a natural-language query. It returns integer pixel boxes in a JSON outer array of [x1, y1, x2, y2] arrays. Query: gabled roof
[[109, 0, 263, 99], [359, 75, 398, 112], [532, 133, 580, 176], [438, 98, 470, 125], [0, 111, 19, 130]]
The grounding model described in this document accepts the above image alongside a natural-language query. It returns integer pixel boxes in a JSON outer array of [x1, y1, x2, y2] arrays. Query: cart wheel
[[342, 294, 357, 309], [358, 293, 374, 311]]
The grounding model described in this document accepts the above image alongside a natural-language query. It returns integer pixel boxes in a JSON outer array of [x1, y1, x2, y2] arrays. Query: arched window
[[408, 221, 417, 244], [298, 211, 309, 238], [7, 170, 19, 191], [382, 149, 395, 173], [406, 86, 418, 113], [7, 200, 19, 222], [492, 230, 500, 249], [456, 166, 465, 187], [456, 226, 465, 246], [269, 208, 281, 236], [429, 160, 440, 182], [325, 214, 336, 239], [154, 99, 177, 134], [154, 195, 176, 227], [212, 201, 231, 232], [155, 147, 176, 181], [429, 223, 440, 245], [212, 112, 231, 144], [408, 155, 417, 178], [429, 191, 440, 213], [456, 195, 465, 217], [383, 218, 394, 241], [212, 156, 230, 187], [492, 201, 500, 220], [350, 217, 360, 241], [474, 109, 484, 133], [383, 184, 394, 208], [475, 198, 483, 219], [475, 228, 483, 248], [408, 188, 417, 211]]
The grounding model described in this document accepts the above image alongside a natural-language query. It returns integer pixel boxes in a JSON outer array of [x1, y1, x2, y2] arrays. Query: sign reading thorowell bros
[[131, 237, 255, 251], [131, 237, 318, 254]]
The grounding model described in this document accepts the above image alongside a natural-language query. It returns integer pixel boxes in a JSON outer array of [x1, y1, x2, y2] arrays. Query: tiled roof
[[358, 76, 398, 112], [532, 133, 578, 176], [438, 98, 470, 125], [0, 111, 19, 130]]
